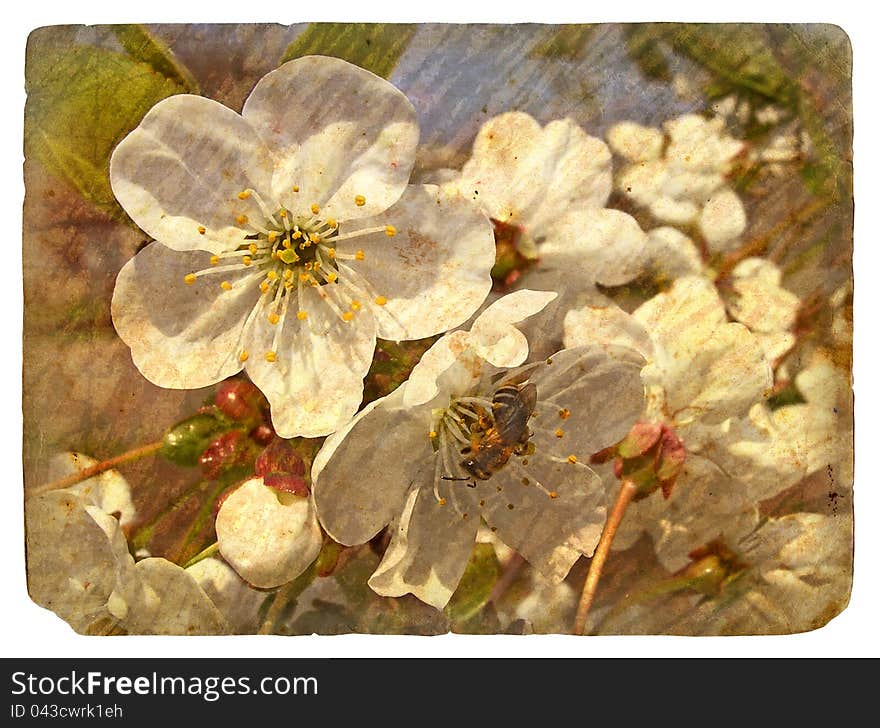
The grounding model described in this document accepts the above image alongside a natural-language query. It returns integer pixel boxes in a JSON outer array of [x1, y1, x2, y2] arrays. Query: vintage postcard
[[22, 23, 853, 635]]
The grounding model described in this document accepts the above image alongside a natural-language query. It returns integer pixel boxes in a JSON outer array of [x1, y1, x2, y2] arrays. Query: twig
[[30, 441, 163, 496], [573, 479, 638, 635]]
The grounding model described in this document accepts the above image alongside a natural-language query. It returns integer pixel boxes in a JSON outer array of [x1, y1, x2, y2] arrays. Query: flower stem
[[181, 541, 220, 570], [573, 479, 638, 636], [257, 566, 317, 635], [30, 441, 163, 496]]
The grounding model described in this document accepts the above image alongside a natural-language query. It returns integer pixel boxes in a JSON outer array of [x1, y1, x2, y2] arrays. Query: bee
[[444, 381, 537, 485]]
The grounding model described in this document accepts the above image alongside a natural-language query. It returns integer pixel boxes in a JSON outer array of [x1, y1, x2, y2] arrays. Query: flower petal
[[48, 453, 137, 528], [313, 384, 433, 545], [644, 227, 705, 279], [215, 479, 323, 589], [244, 282, 377, 438], [469, 289, 558, 368], [729, 258, 799, 334], [614, 456, 760, 571], [335, 185, 495, 341], [114, 558, 231, 635], [699, 186, 747, 253], [457, 112, 611, 229], [110, 94, 276, 255], [473, 450, 606, 581], [538, 208, 648, 286], [368, 485, 479, 609], [563, 303, 654, 359], [634, 276, 726, 356], [664, 114, 745, 172], [402, 331, 476, 407], [187, 557, 268, 634], [530, 345, 647, 457], [25, 490, 131, 633], [607, 121, 664, 163], [111, 242, 258, 389], [242, 56, 418, 221]]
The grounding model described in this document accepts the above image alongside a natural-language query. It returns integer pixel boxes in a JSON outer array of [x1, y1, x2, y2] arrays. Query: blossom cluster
[[26, 54, 852, 636]]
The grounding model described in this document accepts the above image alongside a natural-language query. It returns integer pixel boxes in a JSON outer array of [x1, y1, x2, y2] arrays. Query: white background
[[2, 0, 876, 658]]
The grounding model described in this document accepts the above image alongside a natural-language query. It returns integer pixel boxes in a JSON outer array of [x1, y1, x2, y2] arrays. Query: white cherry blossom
[[111, 56, 495, 438], [312, 290, 645, 608], [26, 456, 229, 634], [608, 115, 747, 252], [565, 277, 775, 569]]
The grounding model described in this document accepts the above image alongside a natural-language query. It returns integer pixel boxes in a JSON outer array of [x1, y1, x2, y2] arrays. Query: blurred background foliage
[[23, 23, 852, 634]]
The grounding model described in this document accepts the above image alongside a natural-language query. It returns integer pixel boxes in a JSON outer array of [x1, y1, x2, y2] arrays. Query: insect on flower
[[443, 381, 537, 485]]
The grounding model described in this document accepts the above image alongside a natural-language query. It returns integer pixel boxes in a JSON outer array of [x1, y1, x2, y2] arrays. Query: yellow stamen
[[279, 210, 288, 218], [283, 239, 292, 249], [184, 273, 196, 285], [238, 190, 251, 200], [342, 311, 355, 322], [267, 271, 278, 281], [284, 269, 294, 281], [293, 230, 302, 240], [567, 455, 578, 464], [549, 491, 559, 499], [326, 218, 337, 228], [385, 225, 397, 237], [299, 272, 311, 283], [197, 226, 206, 235], [292, 186, 300, 193], [268, 231, 278, 243], [555, 428, 565, 438], [235, 214, 248, 225], [326, 248, 336, 259], [429, 430, 438, 438], [268, 312, 280, 325], [559, 408, 571, 419], [309, 233, 321, 243], [297, 310, 308, 320], [438, 498, 446, 506], [350, 300, 362, 311], [265, 351, 277, 363], [210, 255, 219, 265], [310, 203, 320, 215], [374, 295, 387, 306], [239, 350, 249, 363], [354, 195, 366, 207], [326, 272, 338, 283], [242, 256, 252, 266], [355, 250, 365, 260], [220, 281, 233, 291], [248, 243, 258, 255], [260, 281, 270, 294]]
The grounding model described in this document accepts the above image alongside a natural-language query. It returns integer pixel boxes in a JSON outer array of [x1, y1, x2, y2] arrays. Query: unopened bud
[[199, 430, 254, 481], [250, 423, 275, 446], [214, 378, 265, 422], [599, 420, 687, 500], [677, 539, 748, 597], [161, 412, 229, 467], [255, 439, 305, 478], [263, 473, 310, 497]]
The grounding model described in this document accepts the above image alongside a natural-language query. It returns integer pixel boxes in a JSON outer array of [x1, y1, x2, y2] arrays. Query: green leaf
[[663, 24, 798, 106], [444, 543, 501, 624], [160, 411, 231, 467], [281, 23, 415, 79], [624, 25, 673, 82], [25, 38, 187, 217], [529, 25, 596, 60], [110, 24, 199, 92]]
